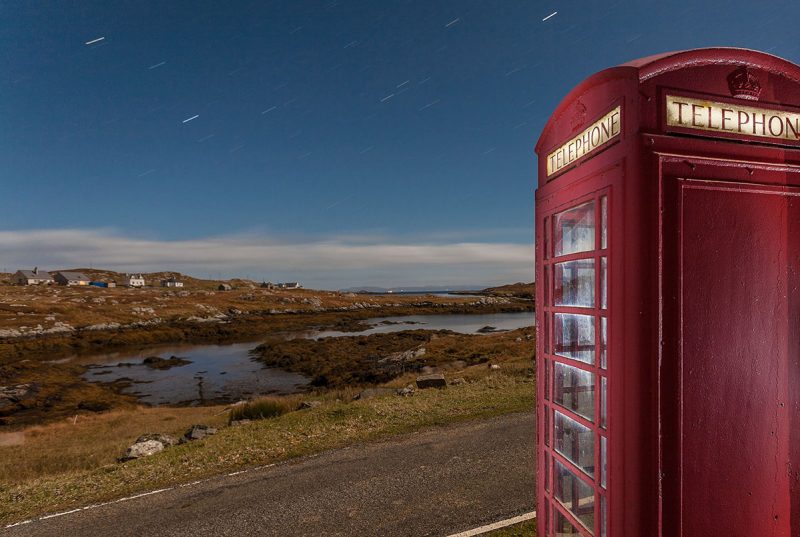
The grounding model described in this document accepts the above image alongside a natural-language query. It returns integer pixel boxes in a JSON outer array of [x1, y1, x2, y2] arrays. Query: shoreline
[[0, 300, 532, 428]]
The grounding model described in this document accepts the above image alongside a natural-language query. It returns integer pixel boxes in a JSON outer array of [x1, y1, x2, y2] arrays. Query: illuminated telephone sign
[[534, 48, 800, 537]]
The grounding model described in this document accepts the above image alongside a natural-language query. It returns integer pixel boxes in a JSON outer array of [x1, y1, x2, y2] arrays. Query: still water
[[82, 311, 534, 405]]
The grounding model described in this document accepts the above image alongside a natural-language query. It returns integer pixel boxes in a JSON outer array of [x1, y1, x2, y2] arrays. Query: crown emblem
[[727, 67, 761, 100], [570, 101, 587, 132]]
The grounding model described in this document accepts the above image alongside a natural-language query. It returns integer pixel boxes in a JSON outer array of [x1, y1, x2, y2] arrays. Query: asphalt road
[[4, 412, 536, 537]]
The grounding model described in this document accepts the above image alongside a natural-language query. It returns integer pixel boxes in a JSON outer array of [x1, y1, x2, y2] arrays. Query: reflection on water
[[82, 341, 309, 405], [82, 311, 533, 406], [313, 311, 535, 338]]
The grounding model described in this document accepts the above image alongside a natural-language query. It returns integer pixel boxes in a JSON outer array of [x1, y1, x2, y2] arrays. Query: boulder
[[121, 440, 164, 461], [396, 384, 416, 397], [135, 433, 177, 447], [488, 364, 501, 370], [416, 374, 447, 389], [180, 424, 218, 443]]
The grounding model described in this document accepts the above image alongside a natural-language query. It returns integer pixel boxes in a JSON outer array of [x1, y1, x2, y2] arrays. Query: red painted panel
[[677, 180, 799, 536]]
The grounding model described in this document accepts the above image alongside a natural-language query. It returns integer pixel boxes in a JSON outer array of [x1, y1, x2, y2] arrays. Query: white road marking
[[85, 37, 105, 45], [542, 11, 558, 21], [445, 511, 537, 537], [3, 463, 277, 530]]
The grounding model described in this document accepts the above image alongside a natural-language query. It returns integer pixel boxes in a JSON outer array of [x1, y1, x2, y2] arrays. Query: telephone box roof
[[535, 47, 800, 153]]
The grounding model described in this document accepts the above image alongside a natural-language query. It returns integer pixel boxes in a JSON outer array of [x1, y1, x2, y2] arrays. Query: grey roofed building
[[13, 268, 54, 285], [53, 271, 91, 286]]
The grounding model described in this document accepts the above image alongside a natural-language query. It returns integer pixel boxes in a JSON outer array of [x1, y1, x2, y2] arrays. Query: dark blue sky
[[2, 1, 799, 287]]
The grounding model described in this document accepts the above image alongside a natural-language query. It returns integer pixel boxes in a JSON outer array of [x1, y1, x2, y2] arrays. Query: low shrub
[[229, 397, 294, 423]]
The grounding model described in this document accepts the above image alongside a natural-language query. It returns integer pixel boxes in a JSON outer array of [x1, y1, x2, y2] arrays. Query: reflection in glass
[[601, 435, 607, 489], [555, 410, 595, 476], [601, 495, 607, 537], [600, 317, 607, 369], [555, 509, 582, 536], [544, 358, 550, 401], [555, 459, 596, 532], [554, 259, 595, 308], [555, 313, 595, 364], [545, 453, 551, 492], [601, 377, 607, 429], [601, 257, 607, 309], [554, 201, 595, 257], [544, 265, 551, 307], [554, 362, 595, 422], [544, 216, 551, 259], [601, 196, 608, 250], [545, 407, 550, 447]]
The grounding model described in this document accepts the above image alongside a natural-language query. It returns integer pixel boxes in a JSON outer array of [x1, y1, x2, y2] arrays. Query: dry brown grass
[[0, 372, 535, 525], [0, 405, 229, 482]]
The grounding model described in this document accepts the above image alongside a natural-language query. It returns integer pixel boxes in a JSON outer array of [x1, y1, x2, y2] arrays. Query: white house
[[161, 277, 184, 288], [53, 271, 91, 286], [13, 268, 54, 285], [277, 282, 302, 290], [118, 274, 146, 287]]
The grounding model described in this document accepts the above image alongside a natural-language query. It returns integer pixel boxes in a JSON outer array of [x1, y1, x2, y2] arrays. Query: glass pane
[[600, 495, 607, 537], [555, 410, 595, 476], [600, 435, 607, 489], [600, 317, 607, 369], [545, 406, 550, 447], [601, 196, 608, 250], [554, 201, 595, 257], [555, 460, 596, 532], [544, 216, 551, 259], [555, 509, 582, 536], [545, 313, 551, 355], [544, 358, 550, 401], [555, 313, 595, 364], [600, 257, 607, 309], [601, 377, 607, 429], [554, 259, 595, 307], [544, 264, 550, 307], [545, 452, 551, 492], [545, 500, 550, 535], [554, 362, 595, 422]]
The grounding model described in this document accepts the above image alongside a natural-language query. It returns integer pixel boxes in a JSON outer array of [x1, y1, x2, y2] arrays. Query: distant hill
[[339, 284, 484, 294], [46, 269, 260, 290], [481, 282, 535, 299]]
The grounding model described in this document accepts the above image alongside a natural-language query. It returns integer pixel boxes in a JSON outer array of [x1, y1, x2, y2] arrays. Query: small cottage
[[53, 271, 91, 286], [13, 268, 54, 285], [218, 283, 232, 291], [260, 281, 276, 289], [278, 282, 302, 290], [118, 274, 146, 288], [161, 277, 184, 288]]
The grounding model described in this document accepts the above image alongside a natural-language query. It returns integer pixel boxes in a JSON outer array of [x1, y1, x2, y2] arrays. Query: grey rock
[[396, 384, 416, 397], [121, 440, 164, 461], [416, 374, 447, 389], [298, 401, 323, 410], [488, 364, 501, 370], [135, 433, 177, 447], [180, 424, 218, 443]]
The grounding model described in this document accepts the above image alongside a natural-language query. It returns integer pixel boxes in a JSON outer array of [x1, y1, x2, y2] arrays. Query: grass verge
[[0, 373, 534, 525]]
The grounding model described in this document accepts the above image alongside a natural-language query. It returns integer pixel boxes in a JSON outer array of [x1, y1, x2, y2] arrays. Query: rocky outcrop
[[180, 424, 218, 443], [142, 355, 193, 370], [416, 374, 447, 389]]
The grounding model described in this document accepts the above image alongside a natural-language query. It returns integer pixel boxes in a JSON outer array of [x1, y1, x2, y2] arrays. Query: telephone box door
[[662, 168, 800, 537]]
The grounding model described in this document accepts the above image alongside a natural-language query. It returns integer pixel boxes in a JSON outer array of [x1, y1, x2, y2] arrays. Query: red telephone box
[[534, 48, 800, 537]]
